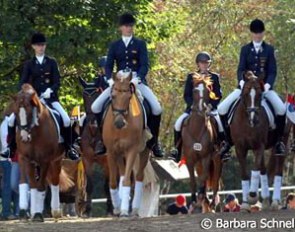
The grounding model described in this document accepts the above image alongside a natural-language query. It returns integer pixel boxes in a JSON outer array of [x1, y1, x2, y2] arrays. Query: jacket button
[[126, 56, 129, 59], [254, 71, 256, 73], [125, 51, 128, 53], [255, 56, 258, 59], [126, 62, 129, 65], [255, 64, 258, 66]]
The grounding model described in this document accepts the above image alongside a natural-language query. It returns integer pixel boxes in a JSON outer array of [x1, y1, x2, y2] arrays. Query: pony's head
[[111, 70, 133, 129], [79, 77, 102, 115], [12, 84, 42, 142], [192, 72, 218, 113], [241, 71, 264, 127]]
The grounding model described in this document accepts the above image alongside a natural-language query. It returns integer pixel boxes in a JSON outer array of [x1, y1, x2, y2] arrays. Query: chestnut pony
[[103, 71, 150, 217], [12, 84, 71, 222], [182, 73, 222, 213]]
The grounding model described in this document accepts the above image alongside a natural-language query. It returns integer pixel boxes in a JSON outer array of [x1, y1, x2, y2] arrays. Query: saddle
[[42, 101, 64, 143], [228, 97, 276, 130]]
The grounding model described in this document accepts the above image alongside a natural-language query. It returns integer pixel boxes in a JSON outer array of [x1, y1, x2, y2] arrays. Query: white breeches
[[91, 84, 162, 116], [217, 89, 241, 116], [263, 90, 286, 116], [174, 113, 189, 132], [0, 117, 9, 151], [51, 102, 71, 127]]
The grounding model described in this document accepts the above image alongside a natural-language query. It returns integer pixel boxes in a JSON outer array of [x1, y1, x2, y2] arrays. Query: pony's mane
[[21, 84, 36, 95], [192, 72, 213, 87]]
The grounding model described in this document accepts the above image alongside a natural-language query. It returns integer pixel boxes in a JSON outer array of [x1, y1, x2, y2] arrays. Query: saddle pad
[[45, 105, 64, 143], [228, 98, 240, 125], [228, 97, 276, 130], [261, 99, 276, 130]]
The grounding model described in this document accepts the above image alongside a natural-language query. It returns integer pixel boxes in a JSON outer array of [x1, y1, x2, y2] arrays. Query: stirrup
[[152, 142, 164, 158], [275, 141, 286, 155], [66, 147, 80, 161]]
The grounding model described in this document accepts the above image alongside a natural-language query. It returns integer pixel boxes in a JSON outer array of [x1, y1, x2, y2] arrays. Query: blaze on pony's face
[[241, 71, 264, 127], [13, 84, 40, 142], [111, 71, 133, 129], [192, 73, 213, 112]]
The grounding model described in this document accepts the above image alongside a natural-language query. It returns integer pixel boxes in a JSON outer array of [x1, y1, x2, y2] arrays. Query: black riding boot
[[0, 125, 16, 159], [170, 130, 182, 163], [63, 126, 80, 161], [148, 114, 163, 158], [219, 114, 232, 162], [94, 113, 106, 155], [274, 114, 286, 155]]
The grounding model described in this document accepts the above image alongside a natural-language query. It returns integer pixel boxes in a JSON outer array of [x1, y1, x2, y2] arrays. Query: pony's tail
[[59, 167, 75, 192]]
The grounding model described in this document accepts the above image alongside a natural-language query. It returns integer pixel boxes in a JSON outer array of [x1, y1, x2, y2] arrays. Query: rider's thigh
[[51, 101, 71, 127], [264, 90, 286, 116], [91, 87, 111, 114], [137, 84, 162, 115], [174, 112, 189, 131], [217, 89, 241, 115]]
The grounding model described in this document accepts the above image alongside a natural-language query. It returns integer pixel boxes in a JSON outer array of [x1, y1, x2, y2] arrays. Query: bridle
[[111, 85, 134, 117]]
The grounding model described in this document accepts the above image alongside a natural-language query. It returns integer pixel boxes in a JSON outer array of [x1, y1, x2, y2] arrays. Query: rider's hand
[[264, 83, 271, 92], [239, 80, 245, 89], [131, 77, 141, 86], [107, 78, 114, 87], [42, 88, 52, 99]]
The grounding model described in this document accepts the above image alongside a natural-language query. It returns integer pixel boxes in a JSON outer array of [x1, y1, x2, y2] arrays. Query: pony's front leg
[[197, 157, 210, 213], [121, 149, 138, 217], [235, 146, 250, 211], [248, 146, 265, 205], [259, 153, 271, 210], [131, 148, 150, 217], [31, 162, 49, 222], [18, 156, 30, 221], [270, 154, 285, 210], [107, 153, 121, 216], [48, 160, 62, 220]]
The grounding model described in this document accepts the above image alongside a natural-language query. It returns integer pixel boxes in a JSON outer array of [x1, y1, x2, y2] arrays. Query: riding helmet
[[31, 32, 46, 45], [250, 19, 265, 33], [118, 13, 136, 26], [195, 51, 212, 63]]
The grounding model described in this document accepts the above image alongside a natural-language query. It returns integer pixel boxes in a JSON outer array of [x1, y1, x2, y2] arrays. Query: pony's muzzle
[[20, 130, 31, 142], [114, 116, 127, 129]]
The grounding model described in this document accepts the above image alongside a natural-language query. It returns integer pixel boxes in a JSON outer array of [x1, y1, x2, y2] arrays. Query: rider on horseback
[[1, 32, 80, 161], [171, 52, 230, 162], [91, 13, 163, 157], [218, 19, 286, 157]]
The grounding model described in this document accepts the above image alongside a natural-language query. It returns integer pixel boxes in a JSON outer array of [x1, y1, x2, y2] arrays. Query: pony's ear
[[127, 72, 132, 82], [244, 71, 254, 81], [78, 76, 88, 89]]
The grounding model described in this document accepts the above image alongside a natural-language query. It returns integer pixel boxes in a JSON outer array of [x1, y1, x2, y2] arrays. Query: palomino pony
[[182, 73, 222, 213], [103, 70, 150, 217], [78, 77, 112, 217], [12, 84, 72, 222], [231, 71, 282, 210]]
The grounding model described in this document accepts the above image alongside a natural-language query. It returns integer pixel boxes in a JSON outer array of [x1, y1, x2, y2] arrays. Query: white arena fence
[[91, 185, 295, 203]]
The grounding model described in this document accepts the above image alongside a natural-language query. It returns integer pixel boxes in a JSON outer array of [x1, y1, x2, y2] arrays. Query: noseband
[[111, 85, 133, 117]]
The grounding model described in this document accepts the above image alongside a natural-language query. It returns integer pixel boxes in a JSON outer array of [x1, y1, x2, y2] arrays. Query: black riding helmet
[[250, 19, 265, 33], [98, 56, 107, 68], [118, 13, 136, 26], [195, 51, 212, 64], [31, 32, 46, 45]]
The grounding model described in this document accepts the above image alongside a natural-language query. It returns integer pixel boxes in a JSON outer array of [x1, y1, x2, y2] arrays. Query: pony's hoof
[[52, 209, 62, 220], [262, 197, 270, 210], [131, 208, 139, 218], [240, 202, 250, 212], [120, 210, 129, 218], [247, 192, 258, 205], [19, 209, 29, 222], [270, 200, 281, 211], [113, 208, 121, 216], [32, 213, 44, 222]]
